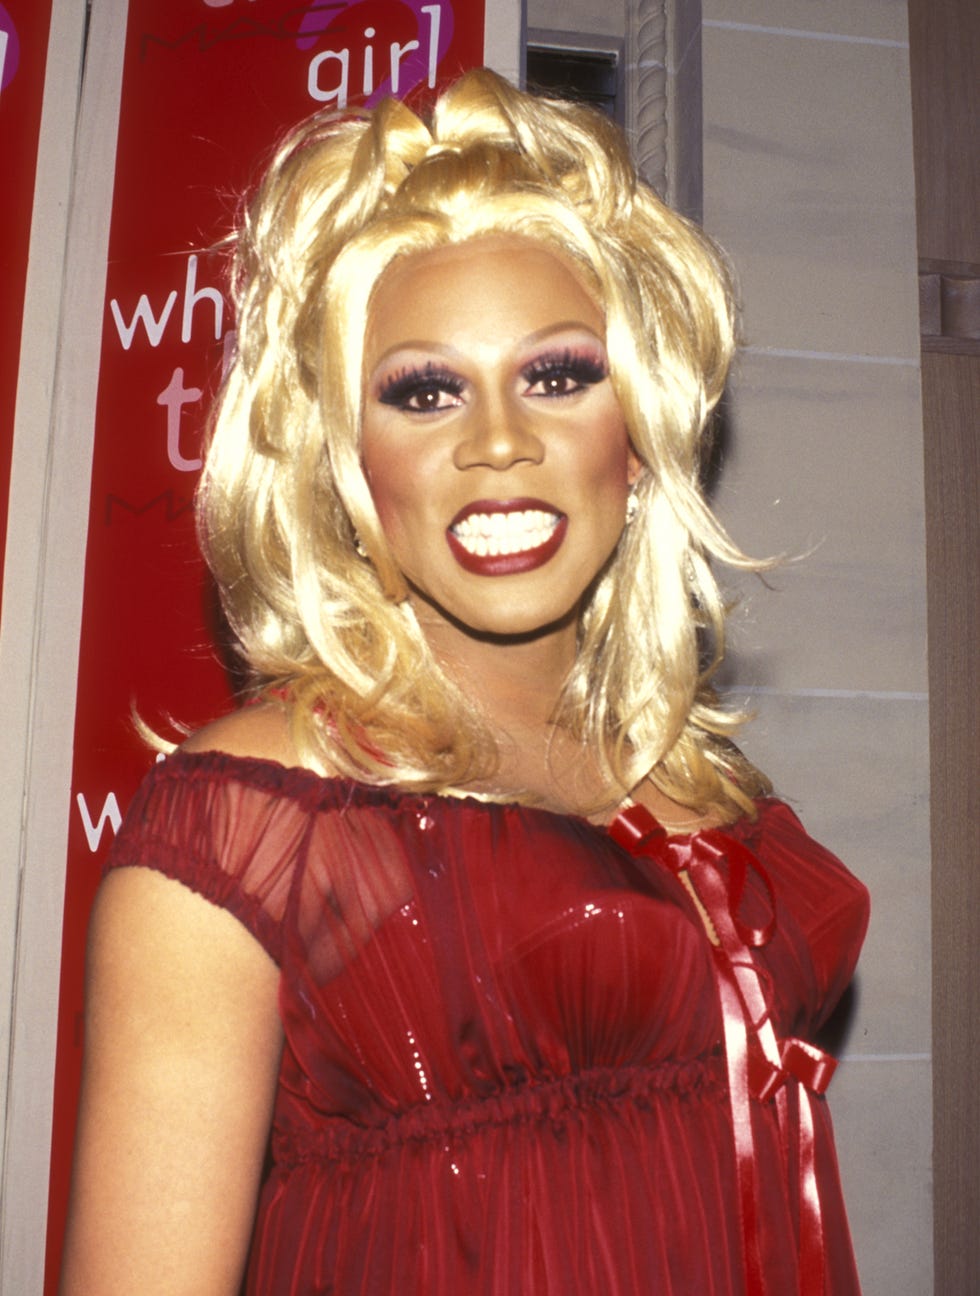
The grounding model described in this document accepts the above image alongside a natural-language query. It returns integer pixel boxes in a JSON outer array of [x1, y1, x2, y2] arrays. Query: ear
[[626, 446, 644, 486]]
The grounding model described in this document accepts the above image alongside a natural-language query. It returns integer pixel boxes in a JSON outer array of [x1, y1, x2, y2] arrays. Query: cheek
[[361, 438, 437, 555], [363, 463, 403, 532], [585, 412, 635, 492], [361, 431, 406, 527]]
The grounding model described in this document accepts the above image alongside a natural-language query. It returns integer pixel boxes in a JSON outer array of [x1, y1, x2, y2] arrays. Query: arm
[[60, 866, 283, 1296]]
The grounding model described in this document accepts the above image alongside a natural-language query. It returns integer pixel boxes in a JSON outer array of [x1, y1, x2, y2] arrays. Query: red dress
[[105, 750, 869, 1295]]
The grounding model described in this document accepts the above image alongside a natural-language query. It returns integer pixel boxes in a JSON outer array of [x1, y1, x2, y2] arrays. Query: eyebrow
[[367, 322, 607, 372]]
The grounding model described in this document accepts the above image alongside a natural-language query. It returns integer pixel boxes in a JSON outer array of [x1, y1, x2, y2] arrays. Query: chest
[[276, 804, 727, 1108]]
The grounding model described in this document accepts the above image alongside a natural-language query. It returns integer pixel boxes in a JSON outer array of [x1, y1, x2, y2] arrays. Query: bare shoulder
[[628, 778, 722, 835], [180, 698, 301, 766], [64, 820, 283, 1294]]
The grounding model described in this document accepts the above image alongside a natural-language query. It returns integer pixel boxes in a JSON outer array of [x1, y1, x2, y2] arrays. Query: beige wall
[[530, 2, 931, 1291], [704, 5, 930, 1294], [0, 2, 94, 1287], [529, 0, 626, 37]]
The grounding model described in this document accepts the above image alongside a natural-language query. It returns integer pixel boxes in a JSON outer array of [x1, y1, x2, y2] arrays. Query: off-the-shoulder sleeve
[[104, 752, 312, 965], [747, 799, 870, 1032]]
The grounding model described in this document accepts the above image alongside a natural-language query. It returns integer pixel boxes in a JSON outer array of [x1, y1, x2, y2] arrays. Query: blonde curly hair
[[200, 68, 770, 819]]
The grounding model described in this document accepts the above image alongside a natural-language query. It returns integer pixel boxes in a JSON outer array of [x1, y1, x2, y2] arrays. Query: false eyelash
[[377, 363, 464, 406], [522, 348, 608, 387]]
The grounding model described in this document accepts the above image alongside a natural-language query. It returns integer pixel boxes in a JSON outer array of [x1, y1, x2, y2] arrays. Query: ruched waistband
[[273, 1057, 725, 1168]]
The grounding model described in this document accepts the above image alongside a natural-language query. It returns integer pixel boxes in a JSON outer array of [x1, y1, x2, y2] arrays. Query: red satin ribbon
[[610, 803, 835, 1296]]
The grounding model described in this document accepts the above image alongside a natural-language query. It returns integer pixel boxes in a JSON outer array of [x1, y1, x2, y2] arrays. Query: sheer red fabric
[[105, 750, 869, 1295]]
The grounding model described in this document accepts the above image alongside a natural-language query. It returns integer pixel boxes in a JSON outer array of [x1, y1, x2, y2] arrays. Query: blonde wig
[[200, 68, 771, 819]]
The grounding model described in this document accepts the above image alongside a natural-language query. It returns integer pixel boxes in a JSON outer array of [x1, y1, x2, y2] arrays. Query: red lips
[[446, 498, 568, 576]]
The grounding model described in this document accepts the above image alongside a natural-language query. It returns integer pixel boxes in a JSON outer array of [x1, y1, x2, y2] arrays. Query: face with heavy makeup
[[359, 235, 641, 644]]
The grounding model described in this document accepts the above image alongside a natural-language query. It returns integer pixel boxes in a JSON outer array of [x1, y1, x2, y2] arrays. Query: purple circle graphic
[[0, 4, 20, 94]]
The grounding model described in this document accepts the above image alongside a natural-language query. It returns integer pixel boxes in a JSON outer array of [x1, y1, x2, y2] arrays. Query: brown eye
[[541, 373, 576, 396], [523, 351, 608, 399], [410, 388, 447, 412], [378, 366, 465, 413]]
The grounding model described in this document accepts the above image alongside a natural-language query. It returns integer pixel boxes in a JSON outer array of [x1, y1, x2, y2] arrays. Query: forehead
[[365, 236, 605, 360]]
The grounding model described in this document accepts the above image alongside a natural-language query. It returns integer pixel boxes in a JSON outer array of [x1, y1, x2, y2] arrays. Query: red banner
[[0, 0, 54, 616], [46, 2, 485, 1287]]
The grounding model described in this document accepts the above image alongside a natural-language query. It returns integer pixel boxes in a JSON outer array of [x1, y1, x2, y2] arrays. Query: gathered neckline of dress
[[161, 745, 764, 846]]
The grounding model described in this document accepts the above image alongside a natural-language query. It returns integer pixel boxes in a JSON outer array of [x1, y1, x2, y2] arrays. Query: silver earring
[[354, 534, 368, 558], [625, 489, 639, 525]]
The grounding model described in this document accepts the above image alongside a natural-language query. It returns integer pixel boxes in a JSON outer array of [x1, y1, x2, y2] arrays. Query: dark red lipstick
[[446, 498, 568, 576]]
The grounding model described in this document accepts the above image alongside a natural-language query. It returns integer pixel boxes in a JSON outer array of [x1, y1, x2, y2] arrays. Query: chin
[[440, 601, 580, 644]]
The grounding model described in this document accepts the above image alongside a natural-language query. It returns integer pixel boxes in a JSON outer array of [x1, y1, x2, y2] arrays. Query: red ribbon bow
[[611, 803, 835, 1296]]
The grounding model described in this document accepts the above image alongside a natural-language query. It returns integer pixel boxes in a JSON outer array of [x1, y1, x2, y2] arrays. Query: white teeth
[[452, 509, 560, 557]]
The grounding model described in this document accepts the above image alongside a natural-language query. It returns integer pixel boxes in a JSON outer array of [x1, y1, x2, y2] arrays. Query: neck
[[408, 598, 619, 814], [414, 603, 578, 732]]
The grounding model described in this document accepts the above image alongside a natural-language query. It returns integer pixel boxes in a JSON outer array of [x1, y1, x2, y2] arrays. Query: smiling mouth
[[446, 500, 568, 576], [451, 508, 561, 557]]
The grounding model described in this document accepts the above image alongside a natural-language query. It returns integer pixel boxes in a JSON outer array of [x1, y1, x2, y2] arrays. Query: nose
[[452, 392, 544, 471]]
